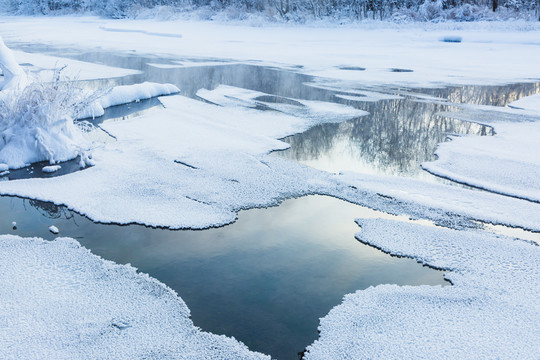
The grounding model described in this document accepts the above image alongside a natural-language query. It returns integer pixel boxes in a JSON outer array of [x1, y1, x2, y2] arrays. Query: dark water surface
[[0, 195, 446, 359], [3, 46, 540, 359]]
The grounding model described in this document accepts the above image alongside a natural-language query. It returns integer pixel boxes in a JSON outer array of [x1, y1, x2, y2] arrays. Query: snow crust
[[0, 36, 27, 91], [509, 93, 540, 112], [197, 85, 368, 122], [304, 219, 540, 359], [423, 116, 540, 203], [13, 50, 139, 82], [0, 235, 269, 359], [78, 82, 180, 119], [0, 94, 363, 228], [335, 171, 540, 231], [42, 165, 61, 173]]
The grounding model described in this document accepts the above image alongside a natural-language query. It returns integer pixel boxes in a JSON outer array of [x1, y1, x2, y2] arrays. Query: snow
[[77, 82, 180, 119], [48, 225, 59, 234], [13, 50, 139, 82], [0, 39, 178, 169], [509, 93, 540, 112], [0, 81, 93, 169], [0, 235, 269, 359], [0, 94, 363, 228], [0, 36, 27, 91], [422, 116, 540, 203], [304, 219, 540, 359], [42, 165, 61, 173], [197, 85, 368, 121], [0, 15, 539, 359], [335, 171, 540, 232], [0, 17, 539, 88]]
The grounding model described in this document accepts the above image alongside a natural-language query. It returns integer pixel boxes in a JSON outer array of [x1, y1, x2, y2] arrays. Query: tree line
[[3, 0, 539, 21]]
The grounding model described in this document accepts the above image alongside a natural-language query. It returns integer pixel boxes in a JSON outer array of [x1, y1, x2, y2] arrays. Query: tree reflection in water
[[27, 198, 75, 221], [275, 97, 494, 178]]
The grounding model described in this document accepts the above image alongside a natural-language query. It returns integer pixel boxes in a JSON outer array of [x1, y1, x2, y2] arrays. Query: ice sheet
[[0, 94, 361, 228], [335, 171, 540, 231], [304, 219, 540, 359], [0, 235, 269, 359], [423, 119, 540, 203]]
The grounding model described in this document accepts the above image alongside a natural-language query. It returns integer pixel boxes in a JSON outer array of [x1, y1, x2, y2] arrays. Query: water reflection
[[0, 194, 446, 360], [274, 99, 493, 179]]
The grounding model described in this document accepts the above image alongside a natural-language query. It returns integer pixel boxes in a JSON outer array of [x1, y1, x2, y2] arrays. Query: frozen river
[[2, 46, 540, 359]]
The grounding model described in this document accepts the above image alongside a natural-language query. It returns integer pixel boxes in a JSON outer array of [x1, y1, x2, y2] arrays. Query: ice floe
[[42, 165, 61, 173], [335, 171, 540, 232], [0, 235, 269, 359], [304, 219, 540, 359], [422, 115, 540, 203], [77, 82, 180, 119], [509, 93, 540, 112], [0, 94, 362, 228]]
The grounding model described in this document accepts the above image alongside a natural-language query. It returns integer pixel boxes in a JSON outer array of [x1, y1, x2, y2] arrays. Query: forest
[[2, 0, 539, 21]]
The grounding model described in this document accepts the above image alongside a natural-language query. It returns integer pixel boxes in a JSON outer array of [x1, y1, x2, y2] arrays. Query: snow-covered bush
[[0, 69, 96, 169]]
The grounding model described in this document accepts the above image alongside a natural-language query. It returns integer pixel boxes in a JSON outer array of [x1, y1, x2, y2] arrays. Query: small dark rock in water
[[338, 66, 366, 71], [441, 36, 463, 43], [390, 68, 414, 73]]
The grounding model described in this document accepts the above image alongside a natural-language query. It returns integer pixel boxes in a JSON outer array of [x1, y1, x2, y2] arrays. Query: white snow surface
[[0, 94, 362, 228], [78, 82, 180, 119], [304, 219, 540, 359], [0, 36, 27, 91], [42, 165, 61, 173], [13, 50, 139, 82], [335, 171, 540, 231], [0, 235, 269, 359], [422, 119, 540, 203], [1, 17, 539, 88], [509, 93, 540, 112], [197, 85, 368, 121], [48, 225, 59, 234]]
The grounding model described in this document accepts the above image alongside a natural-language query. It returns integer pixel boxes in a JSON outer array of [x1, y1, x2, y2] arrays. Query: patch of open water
[[0, 194, 446, 359], [3, 46, 540, 358]]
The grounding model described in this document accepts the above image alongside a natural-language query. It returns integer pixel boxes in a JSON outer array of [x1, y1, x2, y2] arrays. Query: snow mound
[[78, 82, 180, 119], [0, 235, 269, 359], [0, 36, 27, 91], [42, 165, 61, 173], [48, 225, 59, 234], [0, 80, 94, 169], [304, 219, 540, 359]]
